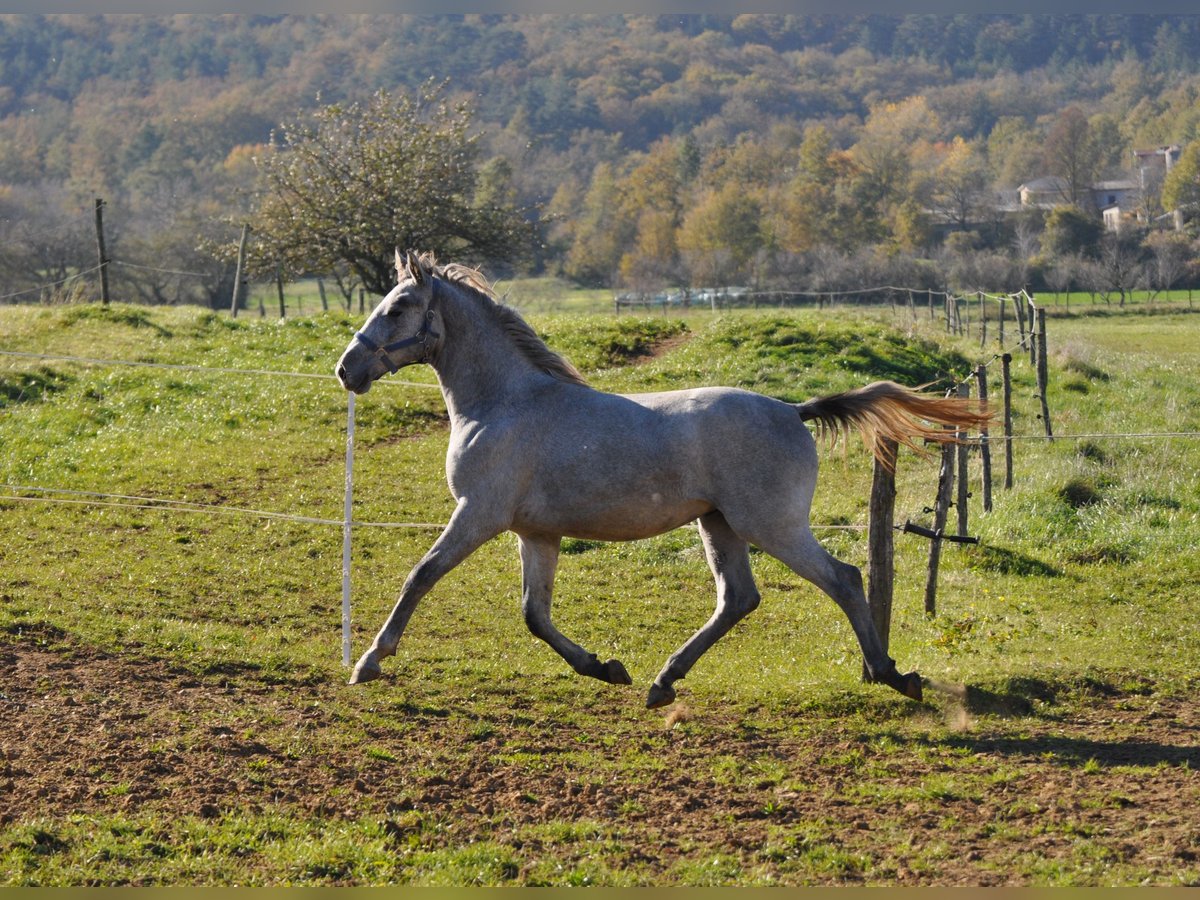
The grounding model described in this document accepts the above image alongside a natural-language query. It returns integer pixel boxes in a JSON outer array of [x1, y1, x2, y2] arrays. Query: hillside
[[1, 14, 1199, 300]]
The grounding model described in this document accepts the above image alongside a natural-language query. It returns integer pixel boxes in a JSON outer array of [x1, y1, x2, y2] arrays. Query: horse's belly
[[514, 494, 714, 541]]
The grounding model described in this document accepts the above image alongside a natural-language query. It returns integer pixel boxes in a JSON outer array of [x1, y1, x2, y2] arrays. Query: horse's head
[[335, 250, 443, 394]]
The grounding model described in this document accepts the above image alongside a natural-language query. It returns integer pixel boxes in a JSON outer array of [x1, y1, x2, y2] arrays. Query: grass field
[[1, 297, 1198, 885]]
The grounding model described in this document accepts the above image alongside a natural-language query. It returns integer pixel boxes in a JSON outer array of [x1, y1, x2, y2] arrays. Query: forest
[[2, 14, 1200, 306]]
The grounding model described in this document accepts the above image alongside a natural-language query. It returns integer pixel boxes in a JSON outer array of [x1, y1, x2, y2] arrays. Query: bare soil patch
[[2, 636, 1198, 885]]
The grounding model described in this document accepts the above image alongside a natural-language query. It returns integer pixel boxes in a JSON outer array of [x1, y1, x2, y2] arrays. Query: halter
[[351, 280, 442, 374]]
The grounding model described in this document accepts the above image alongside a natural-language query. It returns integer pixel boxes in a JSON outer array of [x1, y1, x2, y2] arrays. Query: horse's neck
[[431, 287, 548, 421]]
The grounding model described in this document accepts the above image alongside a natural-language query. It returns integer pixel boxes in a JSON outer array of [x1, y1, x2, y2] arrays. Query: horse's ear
[[403, 249, 427, 286], [411, 250, 430, 286], [394, 248, 406, 283]]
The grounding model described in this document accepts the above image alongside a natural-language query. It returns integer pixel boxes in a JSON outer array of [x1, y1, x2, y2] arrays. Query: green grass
[[2, 298, 1199, 885]]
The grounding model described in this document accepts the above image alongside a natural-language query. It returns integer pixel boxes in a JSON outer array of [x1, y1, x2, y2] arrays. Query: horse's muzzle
[[335, 360, 371, 394]]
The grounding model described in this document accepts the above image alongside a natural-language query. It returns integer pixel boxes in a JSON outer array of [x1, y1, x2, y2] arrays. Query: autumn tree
[[616, 138, 687, 291], [562, 162, 633, 287], [929, 137, 991, 230], [850, 96, 942, 248], [677, 181, 763, 287], [246, 82, 536, 296], [1043, 106, 1103, 208], [1162, 141, 1200, 225]]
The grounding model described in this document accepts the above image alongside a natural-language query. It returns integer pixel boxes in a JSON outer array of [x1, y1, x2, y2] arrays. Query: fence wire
[[3, 311, 1198, 535]]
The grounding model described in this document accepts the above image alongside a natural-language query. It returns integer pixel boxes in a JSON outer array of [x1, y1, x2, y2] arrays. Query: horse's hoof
[[603, 659, 633, 685], [646, 682, 676, 709], [348, 656, 382, 685], [902, 671, 924, 702]]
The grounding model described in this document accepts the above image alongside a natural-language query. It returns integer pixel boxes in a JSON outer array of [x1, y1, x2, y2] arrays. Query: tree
[[1042, 205, 1102, 259], [246, 82, 536, 296], [929, 137, 991, 230], [1043, 106, 1102, 208], [677, 181, 763, 287], [1083, 231, 1148, 306], [1162, 141, 1200, 225], [562, 162, 633, 287], [1144, 230, 1194, 298]]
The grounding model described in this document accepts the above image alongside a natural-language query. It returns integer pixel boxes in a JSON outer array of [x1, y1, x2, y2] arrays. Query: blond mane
[[420, 253, 588, 387]]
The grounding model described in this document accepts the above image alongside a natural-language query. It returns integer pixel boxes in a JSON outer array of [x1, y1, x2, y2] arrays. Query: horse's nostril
[[336, 363, 347, 383]]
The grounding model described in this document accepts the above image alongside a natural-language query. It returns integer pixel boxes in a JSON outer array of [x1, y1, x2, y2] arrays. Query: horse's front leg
[[518, 533, 632, 686], [349, 499, 501, 685]]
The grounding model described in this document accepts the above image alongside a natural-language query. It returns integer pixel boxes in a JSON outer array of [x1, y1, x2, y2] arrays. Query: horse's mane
[[422, 253, 588, 387]]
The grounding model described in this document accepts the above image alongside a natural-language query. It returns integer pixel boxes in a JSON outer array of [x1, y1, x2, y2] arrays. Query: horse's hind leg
[[752, 526, 922, 701], [647, 511, 761, 709], [518, 534, 632, 686]]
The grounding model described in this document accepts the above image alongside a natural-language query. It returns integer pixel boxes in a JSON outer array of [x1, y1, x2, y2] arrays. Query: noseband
[[351, 280, 442, 374]]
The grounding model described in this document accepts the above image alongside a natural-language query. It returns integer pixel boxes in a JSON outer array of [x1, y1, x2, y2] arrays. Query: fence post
[[1027, 294, 1037, 366], [275, 263, 286, 319], [979, 291, 987, 349], [924, 429, 956, 617], [864, 438, 898, 677], [1002, 352, 1014, 490], [317, 277, 329, 312], [998, 294, 1006, 346], [1035, 306, 1053, 439], [94, 198, 110, 305], [230, 223, 249, 318], [980, 295, 988, 349], [1014, 291, 1028, 355], [956, 381, 970, 539], [975, 364, 992, 512], [341, 391, 356, 667]]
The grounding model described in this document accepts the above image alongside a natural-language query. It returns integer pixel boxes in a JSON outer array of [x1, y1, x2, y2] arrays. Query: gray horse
[[335, 251, 989, 708]]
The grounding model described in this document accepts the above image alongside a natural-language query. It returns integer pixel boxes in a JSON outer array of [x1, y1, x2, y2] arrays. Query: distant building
[[1017, 176, 1070, 209], [1133, 145, 1181, 188]]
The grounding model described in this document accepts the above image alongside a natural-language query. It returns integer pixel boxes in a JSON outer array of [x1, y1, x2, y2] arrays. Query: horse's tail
[[794, 380, 992, 468]]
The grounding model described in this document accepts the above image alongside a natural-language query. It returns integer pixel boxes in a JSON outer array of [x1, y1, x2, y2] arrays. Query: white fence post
[[341, 391, 355, 667]]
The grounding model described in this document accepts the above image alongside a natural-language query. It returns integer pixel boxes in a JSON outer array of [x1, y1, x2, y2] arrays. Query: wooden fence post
[[1014, 292, 1028, 355], [975, 364, 992, 512], [1035, 306, 1053, 439], [230, 223, 249, 318], [979, 291, 987, 349], [924, 430, 956, 617], [1002, 352, 1014, 490], [94, 198, 110, 305], [998, 294, 1006, 346], [317, 277, 329, 312], [1027, 295, 1037, 366], [275, 263, 286, 318], [863, 438, 898, 680], [955, 381, 974, 540]]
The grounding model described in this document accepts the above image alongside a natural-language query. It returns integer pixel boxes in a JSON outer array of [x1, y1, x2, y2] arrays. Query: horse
[[335, 250, 990, 708]]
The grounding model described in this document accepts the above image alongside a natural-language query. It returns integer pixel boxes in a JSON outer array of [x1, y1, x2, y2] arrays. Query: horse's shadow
[[944, 731, 1199, 769], [914, 680, 1199, 769]]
